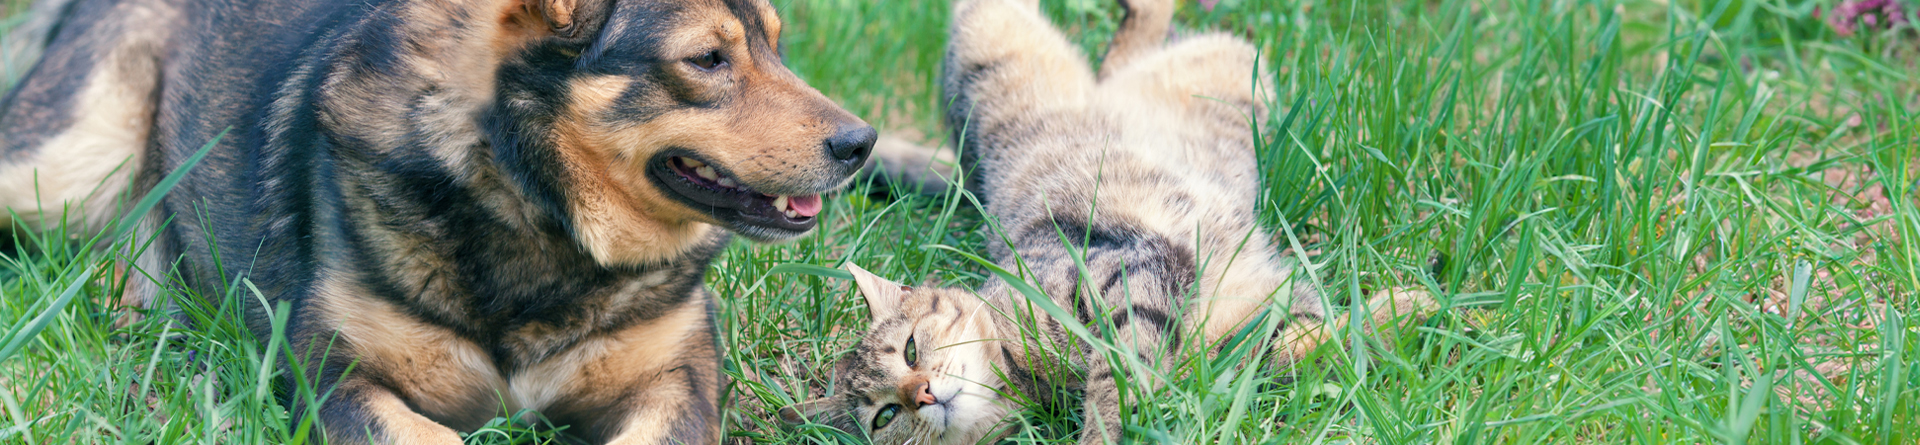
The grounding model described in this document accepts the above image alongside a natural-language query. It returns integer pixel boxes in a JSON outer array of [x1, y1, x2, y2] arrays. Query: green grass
[[4, 0, 1918, 443]]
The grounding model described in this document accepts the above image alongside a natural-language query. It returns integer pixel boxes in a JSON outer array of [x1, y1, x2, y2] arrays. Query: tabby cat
[[782, 0, 1434, 443]]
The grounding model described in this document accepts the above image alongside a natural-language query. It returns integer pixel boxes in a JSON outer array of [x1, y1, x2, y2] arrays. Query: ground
[[1, 0, 1916, 444]]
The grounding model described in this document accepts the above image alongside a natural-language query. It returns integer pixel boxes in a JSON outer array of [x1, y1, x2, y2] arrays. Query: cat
[[781, 0, 1436, 443]]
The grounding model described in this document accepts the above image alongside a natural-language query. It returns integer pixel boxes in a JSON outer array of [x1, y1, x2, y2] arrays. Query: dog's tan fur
[[0, 0, 175, 236], [1, 0, 873, 442]]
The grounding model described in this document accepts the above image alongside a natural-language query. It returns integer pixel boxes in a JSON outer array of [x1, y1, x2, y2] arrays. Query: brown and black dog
[[0, 0, 872, 443]]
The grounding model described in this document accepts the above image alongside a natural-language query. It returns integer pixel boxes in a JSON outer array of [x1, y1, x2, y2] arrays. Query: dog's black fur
[[0, 0, 873, 442]]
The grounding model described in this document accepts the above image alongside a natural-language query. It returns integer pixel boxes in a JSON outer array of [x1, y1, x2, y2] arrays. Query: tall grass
[[2, 0, 1914, 444]]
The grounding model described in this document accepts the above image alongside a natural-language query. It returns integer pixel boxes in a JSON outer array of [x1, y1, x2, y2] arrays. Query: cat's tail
[[856, 134, 958, 196]]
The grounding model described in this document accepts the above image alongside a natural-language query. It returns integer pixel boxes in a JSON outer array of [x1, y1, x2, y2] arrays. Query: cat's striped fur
[[784, 0, 1435, 443]]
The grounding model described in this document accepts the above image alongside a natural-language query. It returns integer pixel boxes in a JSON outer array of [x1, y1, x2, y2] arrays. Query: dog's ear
[[507, 0, 609, 40]]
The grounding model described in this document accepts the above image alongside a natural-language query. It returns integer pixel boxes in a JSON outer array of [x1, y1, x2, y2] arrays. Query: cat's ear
[[846, 263, 907, 321], [780, 397, 856, 431]]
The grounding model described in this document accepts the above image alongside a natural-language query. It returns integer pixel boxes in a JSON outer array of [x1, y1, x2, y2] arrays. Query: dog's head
[[491, 0, 873, 265]]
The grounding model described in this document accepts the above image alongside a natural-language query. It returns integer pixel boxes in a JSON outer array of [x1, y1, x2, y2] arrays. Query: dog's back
[[0, 0, 397, 301]]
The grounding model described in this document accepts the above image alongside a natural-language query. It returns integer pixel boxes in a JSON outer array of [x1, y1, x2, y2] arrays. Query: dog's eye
[[872, 404, 901, 430], [688, 50, 724, 70], [903, 335, 917, 367]]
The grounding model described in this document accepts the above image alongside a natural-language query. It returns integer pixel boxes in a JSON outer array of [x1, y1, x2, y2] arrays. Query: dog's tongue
[[789, 194, 822, 217]]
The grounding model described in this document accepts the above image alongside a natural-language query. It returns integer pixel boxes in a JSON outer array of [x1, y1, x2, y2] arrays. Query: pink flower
[[1825, 0, 1912, 37], [1200, 0, 1219, 11]]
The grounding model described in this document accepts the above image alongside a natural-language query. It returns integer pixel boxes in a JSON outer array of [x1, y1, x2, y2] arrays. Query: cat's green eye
[[904, 335, 918, 367], [872, 404, 902, 430]]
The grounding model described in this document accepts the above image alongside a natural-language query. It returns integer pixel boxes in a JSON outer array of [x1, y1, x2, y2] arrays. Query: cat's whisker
[[812, 0, 1319, 442]]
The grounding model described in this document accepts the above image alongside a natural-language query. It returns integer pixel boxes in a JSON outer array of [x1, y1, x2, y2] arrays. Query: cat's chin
[[914, 404, 957, 432], [909, 388, 1014, 445]]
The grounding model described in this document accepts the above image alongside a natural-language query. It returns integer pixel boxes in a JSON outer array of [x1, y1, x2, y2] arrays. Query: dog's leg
[[301, 279, 501, 444], [1, 0, 179, 315], [595, 357, 722, 445], [313, 382, 467, 445], [0, 0, 174, 239], [531, 294, 722, 445], [1097, 0, 1173, 80]]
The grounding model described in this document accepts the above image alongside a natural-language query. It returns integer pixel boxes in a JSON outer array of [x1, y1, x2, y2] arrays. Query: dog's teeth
[[696, 166, 719, 180], [681, 157, 706, 168], [772, 195, 788, 211], [784, 209, 798, 218], [717, 177, 737, 188]]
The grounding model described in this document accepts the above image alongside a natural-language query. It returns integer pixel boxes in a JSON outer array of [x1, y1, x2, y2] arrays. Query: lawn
[[2, 0, 1917, 444]]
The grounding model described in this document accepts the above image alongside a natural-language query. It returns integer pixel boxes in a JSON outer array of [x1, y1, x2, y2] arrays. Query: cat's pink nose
[[911, 382, 937, 408], [899, 376, 940, 408]]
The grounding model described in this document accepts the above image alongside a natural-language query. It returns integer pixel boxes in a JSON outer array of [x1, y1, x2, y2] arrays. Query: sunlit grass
[[2, 0, 1914, 444]]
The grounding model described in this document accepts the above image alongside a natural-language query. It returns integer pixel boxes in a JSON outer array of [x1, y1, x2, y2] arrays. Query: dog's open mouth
[[649, 154, 823, 235]]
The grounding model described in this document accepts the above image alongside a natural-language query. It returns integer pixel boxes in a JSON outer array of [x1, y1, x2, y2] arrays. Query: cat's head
[[781, 264, 1015, 444]]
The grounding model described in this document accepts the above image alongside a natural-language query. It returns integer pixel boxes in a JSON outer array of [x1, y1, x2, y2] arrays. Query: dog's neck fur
[[309, 0, 716, 265], [298, 0, 728, 369]]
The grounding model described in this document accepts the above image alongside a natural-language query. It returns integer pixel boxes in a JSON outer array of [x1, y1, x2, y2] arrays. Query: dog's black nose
[[826, 124, 877, 165]]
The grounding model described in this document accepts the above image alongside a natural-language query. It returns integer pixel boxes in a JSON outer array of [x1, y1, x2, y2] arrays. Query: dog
[[0, 0, 874, 443]]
